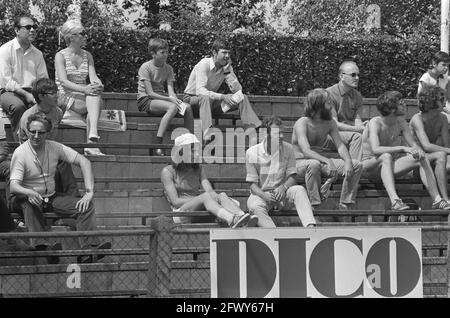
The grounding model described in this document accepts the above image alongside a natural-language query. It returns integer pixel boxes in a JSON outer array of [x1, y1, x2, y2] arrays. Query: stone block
[[130, 163, 154, 178], [130, 196, 153, 213], [253, 103, 272, 115], [272, 103, 292, 116]]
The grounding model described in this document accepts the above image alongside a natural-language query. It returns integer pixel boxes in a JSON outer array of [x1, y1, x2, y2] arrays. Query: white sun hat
[[174, 133, 200, 147]]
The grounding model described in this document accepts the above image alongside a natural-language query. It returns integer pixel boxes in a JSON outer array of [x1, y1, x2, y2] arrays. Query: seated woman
[[161, 133, 258, 228], [55, 19, 104, 156]]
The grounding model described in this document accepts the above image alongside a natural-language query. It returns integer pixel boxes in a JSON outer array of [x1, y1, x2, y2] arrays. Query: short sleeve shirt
[[137, 60, 175, 100], [326, 82, 363, 124], [10, 140, 78, 196], [245, 141, 297, 192]]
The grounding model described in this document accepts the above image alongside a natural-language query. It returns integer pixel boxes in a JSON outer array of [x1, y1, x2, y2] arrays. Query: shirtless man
[[361, 90, 450, 210], [410, 84, 450, 203], [293, 88, 362, 210]]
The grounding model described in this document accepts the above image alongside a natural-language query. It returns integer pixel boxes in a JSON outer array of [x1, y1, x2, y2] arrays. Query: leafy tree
[[271, 0, 440, 39]]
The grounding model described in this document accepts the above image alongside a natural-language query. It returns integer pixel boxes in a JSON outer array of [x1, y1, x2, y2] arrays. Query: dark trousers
[[0, 91, 32, 140], [0, 195, 15, 233], [11, 193, 99, 247]]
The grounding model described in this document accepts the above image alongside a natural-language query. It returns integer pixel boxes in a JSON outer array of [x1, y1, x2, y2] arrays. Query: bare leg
[[148, 100, 178, 138], [216, 192, 245, 216], [183, 103, 194, 133], [179, 192, 234, 224], [394, 155, 441, 202], [85, 95, 102, 140], [428, 152, 449, 201], [363, 153, 400, 204]]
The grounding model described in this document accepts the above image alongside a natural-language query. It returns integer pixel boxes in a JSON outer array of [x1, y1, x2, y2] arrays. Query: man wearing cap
[[183, 38, 261, 139], [0, 16, 48, 139], [246, 116, 316, 227], [325, 61, 364, 160]]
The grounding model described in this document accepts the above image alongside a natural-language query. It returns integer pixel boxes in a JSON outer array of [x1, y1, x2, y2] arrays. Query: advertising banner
[[210, 227, 422, 298]]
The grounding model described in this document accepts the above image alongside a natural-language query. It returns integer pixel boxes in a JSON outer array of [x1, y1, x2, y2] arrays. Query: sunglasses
[[73, 31, 86, 36], [28, 130, 47, 135], [20, 24, 38, 31], [342, 72, 360, 78], [42, 91, 57, 95]]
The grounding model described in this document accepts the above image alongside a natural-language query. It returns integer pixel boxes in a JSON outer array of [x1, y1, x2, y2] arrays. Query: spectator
[[183, 38, 261, 140], [137, 38, 194, 156], [410, 84, 450, 203], [18, 78, 79, 197], [292, 88, 363, 211], [9, 113, 110, 262], [161, 133, 257, 227], [361, 90, 450, 211], [55, 19, 104, 156], [0, 16, 48, 138], [325, 61, 364, 160], [246, 116, 316, 227], [417, 51, 450, 123]]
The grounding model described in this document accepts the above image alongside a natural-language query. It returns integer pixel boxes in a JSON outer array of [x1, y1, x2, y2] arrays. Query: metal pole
[[442, 0, 450, 53]]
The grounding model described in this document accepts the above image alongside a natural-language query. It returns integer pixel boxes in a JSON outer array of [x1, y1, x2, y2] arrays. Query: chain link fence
[[0, 217, 448, 298], [422, 227, 449, 298]]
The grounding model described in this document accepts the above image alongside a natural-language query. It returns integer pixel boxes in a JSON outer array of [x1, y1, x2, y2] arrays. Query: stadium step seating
[[1, 93, 448, 298]]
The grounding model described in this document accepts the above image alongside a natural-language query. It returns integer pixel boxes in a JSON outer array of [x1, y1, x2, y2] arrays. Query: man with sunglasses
[[9, 113, 110, 262], [325, 61, 364, 161], [18, 78, 79, 197], [0, 16, 48, 139]]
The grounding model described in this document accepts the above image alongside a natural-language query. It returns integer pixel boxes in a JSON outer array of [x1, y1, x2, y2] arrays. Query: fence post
[[447, 228, 450, 298], [148, 216, 174, 298]]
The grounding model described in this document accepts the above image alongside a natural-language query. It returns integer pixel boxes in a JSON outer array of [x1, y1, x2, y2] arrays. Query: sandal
[[88, 134, 100, 143], [84, 147, 105, 156]]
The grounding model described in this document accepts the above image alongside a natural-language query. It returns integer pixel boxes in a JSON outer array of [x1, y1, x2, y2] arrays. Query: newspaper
[[221, 90, 244, 113]]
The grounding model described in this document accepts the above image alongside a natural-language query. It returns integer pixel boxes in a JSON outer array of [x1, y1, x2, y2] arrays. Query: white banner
[[210, 227, 422, 298]]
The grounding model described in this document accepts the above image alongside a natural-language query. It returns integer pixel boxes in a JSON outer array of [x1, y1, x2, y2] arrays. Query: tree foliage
[[0, 0, 126, 29], [273, 0, 440, 39]]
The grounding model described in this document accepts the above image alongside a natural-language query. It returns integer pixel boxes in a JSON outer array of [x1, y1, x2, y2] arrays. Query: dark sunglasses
[[42, 91, 57, 95], [28, 130, 47, 135], [342, 72, 359, 78], [20, 24, 38, 31], [73, 31, 86, 36]]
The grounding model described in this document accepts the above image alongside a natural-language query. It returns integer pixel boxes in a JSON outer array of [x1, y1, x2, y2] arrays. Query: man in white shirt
[[0, 16, 48, 138], [183, 38, 261, 139]]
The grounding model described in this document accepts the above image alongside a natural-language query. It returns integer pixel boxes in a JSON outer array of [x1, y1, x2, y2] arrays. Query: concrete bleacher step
[[55, 122, 287, 145], [72, 187, 450, 219], [101, 93, 420, 120]]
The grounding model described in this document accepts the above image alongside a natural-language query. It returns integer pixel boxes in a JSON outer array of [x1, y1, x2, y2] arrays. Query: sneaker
[[247, 215, 259, 227], [391, 199, 410, 211], [230, 213, 250, 228], [338, 203, 350, 211], [432, 200, 450, 210]]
